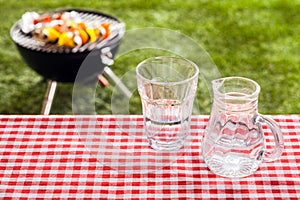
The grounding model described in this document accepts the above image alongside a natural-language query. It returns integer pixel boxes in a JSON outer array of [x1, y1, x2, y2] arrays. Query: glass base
[[148, 138, 185, 151], [204, 153, 261, 178]]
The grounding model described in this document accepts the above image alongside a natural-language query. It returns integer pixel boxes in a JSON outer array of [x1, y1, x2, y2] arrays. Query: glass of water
[[136, 56, 199, 151]]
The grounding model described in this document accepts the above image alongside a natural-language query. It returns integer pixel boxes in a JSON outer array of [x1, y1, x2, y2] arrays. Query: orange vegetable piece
[[101, 23, 110, 39], [77, 22, 87, 30], [78, 29, 89, 44]]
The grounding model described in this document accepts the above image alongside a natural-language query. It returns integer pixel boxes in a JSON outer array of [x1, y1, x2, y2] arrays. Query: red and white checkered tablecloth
[[0, 115, 299, 199]]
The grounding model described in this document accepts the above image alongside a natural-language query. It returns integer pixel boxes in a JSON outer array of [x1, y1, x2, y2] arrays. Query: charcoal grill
[[10, 8, 129, 114]]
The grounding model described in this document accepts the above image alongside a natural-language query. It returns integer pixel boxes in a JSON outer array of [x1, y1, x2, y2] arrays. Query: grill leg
[[41, 80, 57, 115], [103, 66, 132, 98], [98, 74, 109, 87]]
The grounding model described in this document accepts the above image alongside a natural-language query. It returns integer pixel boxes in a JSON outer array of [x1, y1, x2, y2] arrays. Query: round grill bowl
[[10, 9, 125, 82]]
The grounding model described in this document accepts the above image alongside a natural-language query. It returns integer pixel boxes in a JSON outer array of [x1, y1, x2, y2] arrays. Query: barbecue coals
[[20, 11, 110, 48]]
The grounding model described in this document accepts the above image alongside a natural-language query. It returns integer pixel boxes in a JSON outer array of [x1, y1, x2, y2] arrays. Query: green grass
[[0, 0, 299, 114]]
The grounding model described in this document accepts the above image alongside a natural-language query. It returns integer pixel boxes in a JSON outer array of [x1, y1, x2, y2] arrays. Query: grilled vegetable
[[42, 27, 61, 42], [86, 28, 97, 43], [58, 32, 75, 48]]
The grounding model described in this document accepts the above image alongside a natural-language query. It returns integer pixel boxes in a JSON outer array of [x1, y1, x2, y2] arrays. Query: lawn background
[[0, 0, 299, 114]]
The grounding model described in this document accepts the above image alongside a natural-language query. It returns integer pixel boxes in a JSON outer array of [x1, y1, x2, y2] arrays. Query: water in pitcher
[[202, 77, 284, 178], [142, 98, 191, 151], [202, 117, 265, 178]]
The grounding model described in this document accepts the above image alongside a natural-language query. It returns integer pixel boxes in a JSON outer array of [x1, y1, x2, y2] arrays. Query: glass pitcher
[[202, 77, 284, 178]]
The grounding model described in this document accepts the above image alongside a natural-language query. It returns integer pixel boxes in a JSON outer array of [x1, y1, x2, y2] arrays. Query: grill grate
[[11, 9, 125, 54]]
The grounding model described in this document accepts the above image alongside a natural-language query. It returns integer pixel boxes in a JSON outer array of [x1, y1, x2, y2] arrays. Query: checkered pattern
[[0, 115, 299, 199]]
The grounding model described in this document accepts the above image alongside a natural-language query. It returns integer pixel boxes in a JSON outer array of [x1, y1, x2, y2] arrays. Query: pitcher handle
[[254, 114, 284, 162]]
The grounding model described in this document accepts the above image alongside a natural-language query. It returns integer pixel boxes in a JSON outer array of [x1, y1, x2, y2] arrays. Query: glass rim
[[212, 76, 261, 99], [136, 56, 199, 85]]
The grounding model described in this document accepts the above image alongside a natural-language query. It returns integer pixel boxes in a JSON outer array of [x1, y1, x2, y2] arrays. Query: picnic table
[[0, 115, 299, 199]]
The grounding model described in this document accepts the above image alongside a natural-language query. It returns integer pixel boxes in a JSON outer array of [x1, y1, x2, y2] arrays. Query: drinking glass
[[136, 56, 199, 151]]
